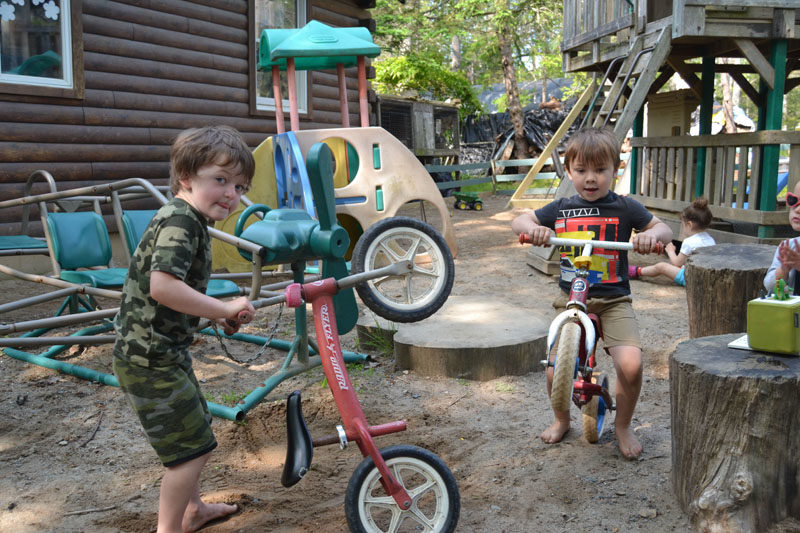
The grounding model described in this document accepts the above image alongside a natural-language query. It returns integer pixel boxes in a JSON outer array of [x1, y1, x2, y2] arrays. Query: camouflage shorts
[[113, 355, 216, 467]]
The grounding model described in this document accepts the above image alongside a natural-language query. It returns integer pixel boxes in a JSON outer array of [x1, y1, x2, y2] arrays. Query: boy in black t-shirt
[[512, 127, 672, 459]]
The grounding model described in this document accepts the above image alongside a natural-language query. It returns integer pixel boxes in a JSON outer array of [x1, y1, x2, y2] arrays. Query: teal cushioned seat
[[60, 268, 130, 288], [0, 235, 48, 250], [121, 210, 158, 256], [206, 279, 240, 298], [46, 211, 127, 288]]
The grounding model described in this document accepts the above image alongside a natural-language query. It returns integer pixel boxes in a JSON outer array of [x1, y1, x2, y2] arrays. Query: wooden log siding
[[0, 0, 376, 236]]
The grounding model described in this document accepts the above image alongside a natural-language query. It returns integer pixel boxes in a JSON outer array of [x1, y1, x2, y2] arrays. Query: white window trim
[[0, 0, 73, 89], [255, 0, 307, 114]]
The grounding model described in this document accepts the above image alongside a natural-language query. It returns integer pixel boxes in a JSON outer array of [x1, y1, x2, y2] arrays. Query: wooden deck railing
[[630, 131, 800, 227], [561, 0, 634, 52]]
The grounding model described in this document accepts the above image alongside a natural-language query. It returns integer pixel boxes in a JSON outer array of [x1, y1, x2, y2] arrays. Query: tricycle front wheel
[[345, 444, 460, 533]]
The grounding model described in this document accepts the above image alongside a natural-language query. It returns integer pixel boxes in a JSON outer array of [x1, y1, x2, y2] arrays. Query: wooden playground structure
[[511, 0, 800, 245]]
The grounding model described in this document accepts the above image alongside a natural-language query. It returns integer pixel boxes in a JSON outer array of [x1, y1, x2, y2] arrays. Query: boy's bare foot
[[616, 425, 642, 459], [182, 502, 238, 533], [540, 419, 570, 444]]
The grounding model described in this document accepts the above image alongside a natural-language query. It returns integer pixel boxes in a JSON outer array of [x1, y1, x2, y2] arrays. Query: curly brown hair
[[169, 125, 255, 195]]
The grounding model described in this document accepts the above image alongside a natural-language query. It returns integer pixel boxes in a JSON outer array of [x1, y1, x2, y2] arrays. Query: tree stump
[[685, 243, 776, 338], [670, 334, 800, 532]]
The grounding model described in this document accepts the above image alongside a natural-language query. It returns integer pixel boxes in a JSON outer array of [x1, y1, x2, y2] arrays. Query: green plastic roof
[[259, 20, 380, 72]]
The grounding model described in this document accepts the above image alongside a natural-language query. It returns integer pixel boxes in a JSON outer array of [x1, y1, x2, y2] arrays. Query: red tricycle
[[235, 218, 460, 532]]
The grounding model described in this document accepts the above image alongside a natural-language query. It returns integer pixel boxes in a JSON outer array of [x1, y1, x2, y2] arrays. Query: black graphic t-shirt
[[535, 192, 653, 297]]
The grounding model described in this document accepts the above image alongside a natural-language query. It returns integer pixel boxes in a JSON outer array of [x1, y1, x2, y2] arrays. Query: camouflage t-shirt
[[113, 198, 211, 368]]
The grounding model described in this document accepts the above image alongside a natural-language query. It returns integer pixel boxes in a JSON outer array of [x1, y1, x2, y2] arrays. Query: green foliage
[[373, 54, 484, 118], [492, 91, 533, 113]]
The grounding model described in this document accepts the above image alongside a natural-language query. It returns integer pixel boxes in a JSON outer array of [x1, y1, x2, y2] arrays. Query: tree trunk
[[720, 61, 737, 133], [670, 333, 800, 532], [498, 27, 528, 160], [450, 35, 461, 71], [685, 244, 775, 338]]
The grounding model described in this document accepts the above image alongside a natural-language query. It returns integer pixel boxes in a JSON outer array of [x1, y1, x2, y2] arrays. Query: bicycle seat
[[281, 390, 313, 487]]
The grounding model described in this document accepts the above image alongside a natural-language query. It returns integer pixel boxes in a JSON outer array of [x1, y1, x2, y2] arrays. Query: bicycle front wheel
[[551, 322, 580, 413]]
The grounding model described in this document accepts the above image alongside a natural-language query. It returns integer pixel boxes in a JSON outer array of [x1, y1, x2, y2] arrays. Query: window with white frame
[[255, 0, 307, 113], [0, 0, 73, 89]]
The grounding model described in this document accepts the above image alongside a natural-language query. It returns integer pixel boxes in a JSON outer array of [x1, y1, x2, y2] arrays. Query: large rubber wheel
[[581, 373, 609, 443], [457, 201, 467, 210], [345, 444, 460, 533], [351, 217, 454, 323], [551, 322, 580, 413], [473, 202, 483, 211]]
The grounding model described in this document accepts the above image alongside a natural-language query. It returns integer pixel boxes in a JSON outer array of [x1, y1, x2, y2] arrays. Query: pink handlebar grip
[[237, 309, 253, 324], [284, 283, 304, 308], [519, 234, 531, 245], [653, 241, 665, 255]]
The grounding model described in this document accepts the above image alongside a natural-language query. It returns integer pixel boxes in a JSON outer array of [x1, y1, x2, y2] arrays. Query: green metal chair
[[46, 211, 128, 288]]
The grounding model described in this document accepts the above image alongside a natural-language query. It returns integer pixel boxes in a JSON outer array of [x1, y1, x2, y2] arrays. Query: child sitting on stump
[[630, 197, 715, 286]]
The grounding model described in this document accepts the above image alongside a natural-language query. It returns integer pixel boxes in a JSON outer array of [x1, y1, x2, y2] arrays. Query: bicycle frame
[[283, 271, 415, 510]]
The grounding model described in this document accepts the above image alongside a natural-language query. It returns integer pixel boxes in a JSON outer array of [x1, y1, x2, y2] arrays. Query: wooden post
[[670, 333, 800, 532], [287, 57, 300, 131], [272, 65, 285, 134], [684, 243, 775, 338], [357, 56, 369, 127]]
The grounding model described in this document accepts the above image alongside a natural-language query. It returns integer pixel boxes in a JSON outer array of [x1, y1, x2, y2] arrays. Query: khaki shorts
[[552, 292, 641, 349], [113, 355, 217, 467]]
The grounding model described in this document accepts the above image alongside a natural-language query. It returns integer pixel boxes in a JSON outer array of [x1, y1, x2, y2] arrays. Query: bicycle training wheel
[[345, 444, 460, 533], [581, 373, 609, 443], [551, 322, 580, 413], [351, 217, 454, 323]]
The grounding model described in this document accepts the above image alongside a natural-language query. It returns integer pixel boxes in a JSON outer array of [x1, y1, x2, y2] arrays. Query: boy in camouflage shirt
[[113, 125, 255, 533]]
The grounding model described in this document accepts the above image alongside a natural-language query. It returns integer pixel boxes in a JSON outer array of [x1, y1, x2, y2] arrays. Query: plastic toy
[[212, 21, 459, 274], [453, 191, 483, 211]]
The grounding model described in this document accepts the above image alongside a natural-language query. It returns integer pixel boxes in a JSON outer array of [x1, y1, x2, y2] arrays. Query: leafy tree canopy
[[373, 54, 483, 118]]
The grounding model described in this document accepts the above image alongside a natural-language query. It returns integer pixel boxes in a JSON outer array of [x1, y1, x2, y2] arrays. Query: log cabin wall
[[0, 0, 376, 237]]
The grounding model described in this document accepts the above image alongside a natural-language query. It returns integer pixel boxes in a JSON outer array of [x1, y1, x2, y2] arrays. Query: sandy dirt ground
[[0, 195, 697, 532]]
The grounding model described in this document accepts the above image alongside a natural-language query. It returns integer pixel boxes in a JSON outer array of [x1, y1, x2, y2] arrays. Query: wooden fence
[[424, 158, 560, 195], [630, 130, 800, 228]]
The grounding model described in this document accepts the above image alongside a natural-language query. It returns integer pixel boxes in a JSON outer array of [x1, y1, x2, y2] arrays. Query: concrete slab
[[358, 296, 550, 381]]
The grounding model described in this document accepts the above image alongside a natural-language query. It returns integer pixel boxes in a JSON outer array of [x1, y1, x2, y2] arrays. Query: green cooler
[[747, 295, 800, 355]]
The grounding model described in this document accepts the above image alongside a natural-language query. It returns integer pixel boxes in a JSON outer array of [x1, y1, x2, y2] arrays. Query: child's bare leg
[[639, 262, 680, 281], [607, 345, 643, 459], [157, 452, 237, 533], [540, 364, 571, 443], [157, 454, 209, 533], [182, 486, 237, 533]]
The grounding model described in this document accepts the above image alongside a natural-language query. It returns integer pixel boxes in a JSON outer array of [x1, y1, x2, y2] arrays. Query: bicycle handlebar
[[519, 233, 664, 254]]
